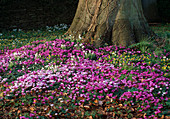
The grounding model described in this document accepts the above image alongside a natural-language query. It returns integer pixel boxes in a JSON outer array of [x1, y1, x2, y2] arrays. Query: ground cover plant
[[0, 24, 170, 119]]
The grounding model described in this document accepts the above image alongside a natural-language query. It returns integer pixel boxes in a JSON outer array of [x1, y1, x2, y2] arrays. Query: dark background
[[0, 0, 169, 31]]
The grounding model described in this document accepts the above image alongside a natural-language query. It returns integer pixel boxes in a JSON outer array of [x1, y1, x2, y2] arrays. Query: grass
[[0, 24, 169, 119]]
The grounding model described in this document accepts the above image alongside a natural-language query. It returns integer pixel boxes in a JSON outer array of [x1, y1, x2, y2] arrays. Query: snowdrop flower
[[61, 44, 65, 48], [162, 92, 166, 96], [158, 91, 161, 94], [150, 87, 154, 92], [155, 85, 158, 88], [13, 29, 17, 32], [44, 107, 48, 110], [35, 53, 38, 58], [79, 34, 82, 39], [22, 66, 25, 70], [113, 83, 119, 87], [0, 33, 2, 36], [50, 104, 54, 107], [13, 52, 17, 56], [99, 101, 103, 106], [1, 78, 7, 83], [65, 109, 68, 112]]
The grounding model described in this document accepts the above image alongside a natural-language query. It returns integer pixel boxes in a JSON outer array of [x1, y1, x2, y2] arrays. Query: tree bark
[[66, 0, 154, 47]]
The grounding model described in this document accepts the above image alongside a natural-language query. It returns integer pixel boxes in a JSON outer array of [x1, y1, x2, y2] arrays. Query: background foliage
[[0, 0, 169, 31]]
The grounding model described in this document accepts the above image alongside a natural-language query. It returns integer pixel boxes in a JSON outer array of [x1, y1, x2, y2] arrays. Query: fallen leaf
[[165, 116, 170, 119], [88, 116, 93, 119], [161, 115, 164, 119], [17, 110, 21, 114], [29, 107, 35, 112], [0, 92, 3, 97], [143, 113, 146, 118], [84, 105, 90, 110], [113, 112, 115, 117], [94, 99, 98, 103], [119, 104, 123, 107], [77, 97, 84, 100]]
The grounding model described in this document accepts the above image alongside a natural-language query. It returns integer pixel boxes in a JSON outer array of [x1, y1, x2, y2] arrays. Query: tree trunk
[[66, 0, 154, 47], [142, 0, 160, 22]]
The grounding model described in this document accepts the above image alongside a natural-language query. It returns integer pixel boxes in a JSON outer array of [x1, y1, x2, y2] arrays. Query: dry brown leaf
[[63, 93, 67, 96], [84, 105, 90, 110], [17, 110, 21, 114], [29, 107, 35, 112], [94, 99, 98, 103], [106, 96, 110, 99], [131, 108, 135, 111], [143, 113, 146, 118], [165, 116, 170, 119], [77, 97, 84, 100], [88, 116, 93, 119], [0, 92, 3, 97], [119, 104, 123, 107], [161, 115, 164, 119], [113, 112, 115, 117]]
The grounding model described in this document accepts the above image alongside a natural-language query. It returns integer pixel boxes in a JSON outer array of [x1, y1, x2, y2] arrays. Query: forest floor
[[0, 24, 169, 119]]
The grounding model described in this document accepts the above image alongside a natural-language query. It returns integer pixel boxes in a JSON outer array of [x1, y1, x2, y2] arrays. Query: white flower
[[13, 29, 17, 32], [113, 83, 119, 87], [162, 92, 166, 96], [0, 33, 3, 36], [1, 78, 7, 83], [22, 66, 25, 70], [150, 87, 154, 92], [50, 104, 54, 107], [99, 101, 103, 106], [61, 44, 65, 48]]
